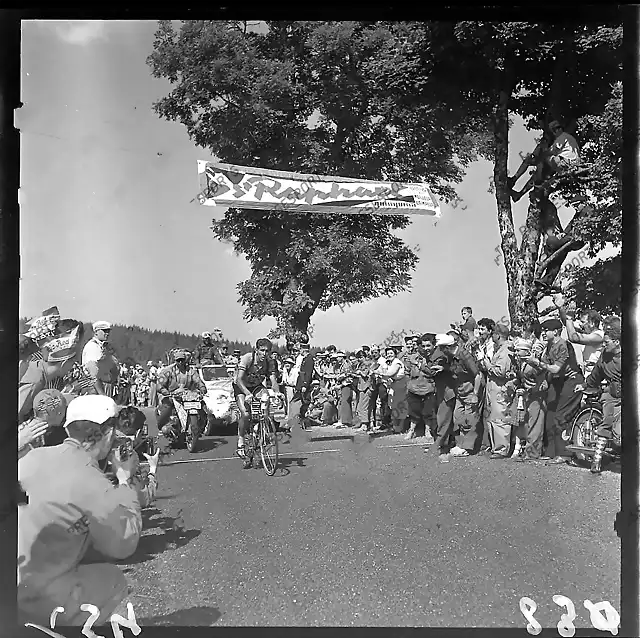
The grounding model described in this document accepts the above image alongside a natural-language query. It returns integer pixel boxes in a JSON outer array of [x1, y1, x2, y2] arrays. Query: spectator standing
[[513, 326, 548, 462], [369, 345, 391, 430], [478, 324, 518, 459], [353, 349, 375, 432], [81, 321, 120, 399], [377, 346, 407, 433], [405, 333, 438, 442], [288, 343, 314, 430], [526, 318, 584, 465], [575, 316, 621, 473], [469, 317, 496, 452], [280, 357, 296, 416], [459, 307, 478, 342], [553, 294, 604, 378], [334, 352, 355, 428], [148, 361, 158, 408]]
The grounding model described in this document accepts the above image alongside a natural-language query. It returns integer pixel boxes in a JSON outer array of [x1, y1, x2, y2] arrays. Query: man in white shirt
[[553, 295, 604, 378], [82, 321, 119, 398]]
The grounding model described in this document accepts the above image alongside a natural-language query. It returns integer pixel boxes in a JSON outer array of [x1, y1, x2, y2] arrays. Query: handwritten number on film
[[26, 603, 141, 638], [519, 597, 619, 635]]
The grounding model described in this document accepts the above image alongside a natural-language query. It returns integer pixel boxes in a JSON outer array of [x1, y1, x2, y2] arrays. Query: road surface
[[124, 408, 620, 628]]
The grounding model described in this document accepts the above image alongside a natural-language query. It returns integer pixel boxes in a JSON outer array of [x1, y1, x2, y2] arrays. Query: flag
[[197, 161, 441, 217]]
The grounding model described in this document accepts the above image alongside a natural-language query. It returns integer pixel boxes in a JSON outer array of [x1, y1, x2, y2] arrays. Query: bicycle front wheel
[[259, 417, 279, 476]]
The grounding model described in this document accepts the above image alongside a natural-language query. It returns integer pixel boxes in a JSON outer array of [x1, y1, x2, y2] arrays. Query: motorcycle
[[158, 389, 206, 453], [564, 386, 621, 468]]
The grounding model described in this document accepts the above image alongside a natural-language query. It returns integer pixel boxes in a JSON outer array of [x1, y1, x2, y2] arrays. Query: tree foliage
[[147, 20, 490, 340], [402, 21, 623, 329]]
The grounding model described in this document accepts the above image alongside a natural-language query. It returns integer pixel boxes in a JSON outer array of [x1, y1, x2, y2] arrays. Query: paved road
[[124, 409, 620, 628]]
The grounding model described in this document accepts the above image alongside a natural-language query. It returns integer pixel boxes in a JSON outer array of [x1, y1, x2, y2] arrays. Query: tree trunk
[[493, 76, 539, 333]]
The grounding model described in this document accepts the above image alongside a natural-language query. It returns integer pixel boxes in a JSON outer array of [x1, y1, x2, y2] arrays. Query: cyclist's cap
[[284, 357, 295, 364], [311, 379, 320, 385], [541, 318, 563, 331], [174, 350, 188, 360], [93, 320, 111, 331]]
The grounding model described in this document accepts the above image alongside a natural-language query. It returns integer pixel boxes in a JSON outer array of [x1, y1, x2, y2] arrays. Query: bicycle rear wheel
[[259, 417, 278, 476]]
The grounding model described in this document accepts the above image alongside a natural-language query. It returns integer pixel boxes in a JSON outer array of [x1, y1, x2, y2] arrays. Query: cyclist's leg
[[235, 390, 249, 455]]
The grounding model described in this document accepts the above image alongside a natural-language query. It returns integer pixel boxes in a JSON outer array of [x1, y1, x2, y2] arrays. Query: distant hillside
[[18, 318, 282, 364]]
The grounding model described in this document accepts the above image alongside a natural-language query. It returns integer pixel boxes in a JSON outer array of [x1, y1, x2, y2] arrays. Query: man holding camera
[[18, 395, 145, 626]]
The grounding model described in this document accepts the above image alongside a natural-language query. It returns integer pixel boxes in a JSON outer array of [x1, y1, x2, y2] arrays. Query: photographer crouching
[[18, 395, 146, 626]]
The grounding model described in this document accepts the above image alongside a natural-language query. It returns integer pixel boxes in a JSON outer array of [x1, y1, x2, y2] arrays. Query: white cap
[[92, 320, 111, 331], [435, 334, 455, 347], [64, 395, 118, 427]]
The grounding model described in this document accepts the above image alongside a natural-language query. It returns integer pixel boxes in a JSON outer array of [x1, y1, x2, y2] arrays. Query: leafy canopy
[[147, 20, 490, 338]]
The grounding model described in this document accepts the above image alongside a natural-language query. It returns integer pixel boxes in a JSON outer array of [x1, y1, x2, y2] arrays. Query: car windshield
[[202, 366, 231, 382]]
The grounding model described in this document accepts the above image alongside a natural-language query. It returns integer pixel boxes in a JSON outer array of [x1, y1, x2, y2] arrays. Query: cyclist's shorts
[[233, 383, 264, 400]]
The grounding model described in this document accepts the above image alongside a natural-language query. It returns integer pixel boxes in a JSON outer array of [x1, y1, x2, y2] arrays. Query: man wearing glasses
[[82, 321, 119, 398]]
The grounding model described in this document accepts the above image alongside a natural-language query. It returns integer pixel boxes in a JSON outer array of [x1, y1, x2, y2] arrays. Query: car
[[198, 364, 287, 434], [198, 364, 239, 434]]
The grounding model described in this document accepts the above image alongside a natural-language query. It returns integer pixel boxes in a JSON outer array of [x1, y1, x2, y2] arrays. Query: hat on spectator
[[311, 379, 321, 386], [92, 321, 111, 331], [435, 334, 455, 347], [284, 357, 295, 364], [174, 350, 188, 360], [64, 395, 118, 441], [541, 318, 563, 332], [361, 345, 371, 351], [421, 333, 436, 343], [33, 389, 67, 427]]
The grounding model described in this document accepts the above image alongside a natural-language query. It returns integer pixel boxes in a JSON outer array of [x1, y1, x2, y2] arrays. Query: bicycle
[[242, 388, 281, 476], [564, 387, 604, 464]]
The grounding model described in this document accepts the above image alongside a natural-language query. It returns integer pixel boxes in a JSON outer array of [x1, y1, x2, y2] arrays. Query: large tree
[[403, 21, 623, 329], [147, 20, 489, 340]]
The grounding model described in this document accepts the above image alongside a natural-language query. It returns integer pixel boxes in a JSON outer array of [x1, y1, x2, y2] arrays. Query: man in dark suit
[[287, 343, 315, 430]]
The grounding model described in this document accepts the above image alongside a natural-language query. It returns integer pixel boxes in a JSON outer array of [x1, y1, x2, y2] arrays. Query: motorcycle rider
[[574, 316, 622, 474], [234, 338, 281, 459], [156, 349, 207, 440], [194, 331, 224, 366]]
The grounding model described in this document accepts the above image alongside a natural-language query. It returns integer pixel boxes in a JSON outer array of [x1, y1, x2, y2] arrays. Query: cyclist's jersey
[[236, 352, 276, 392]]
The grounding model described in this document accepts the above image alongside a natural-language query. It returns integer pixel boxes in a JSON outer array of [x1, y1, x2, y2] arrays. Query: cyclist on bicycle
[[234, 338, 281, 459]]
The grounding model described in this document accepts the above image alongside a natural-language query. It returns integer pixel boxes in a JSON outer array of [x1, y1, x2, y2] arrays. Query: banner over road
[[197, 161, 441, 217]]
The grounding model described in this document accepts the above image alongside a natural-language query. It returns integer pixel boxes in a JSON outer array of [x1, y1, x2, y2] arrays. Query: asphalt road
[[123, 408, 621, 628]]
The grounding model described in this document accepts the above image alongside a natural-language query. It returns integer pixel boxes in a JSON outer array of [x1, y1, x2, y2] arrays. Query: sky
[[18, 20, 612, 350]]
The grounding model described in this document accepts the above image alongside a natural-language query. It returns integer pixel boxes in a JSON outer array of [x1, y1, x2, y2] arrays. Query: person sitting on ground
[[18, 395, 142, 627]]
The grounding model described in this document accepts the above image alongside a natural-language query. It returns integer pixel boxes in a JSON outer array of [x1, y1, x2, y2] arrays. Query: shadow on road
[[138, 605, 222, 626], [193, 437, 228, 453], [119, 507, 201, 565], [277, 456, 307, 473]]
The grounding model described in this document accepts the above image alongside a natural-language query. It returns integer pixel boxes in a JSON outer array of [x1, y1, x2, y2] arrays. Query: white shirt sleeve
[[81, 340, 103, 366]]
